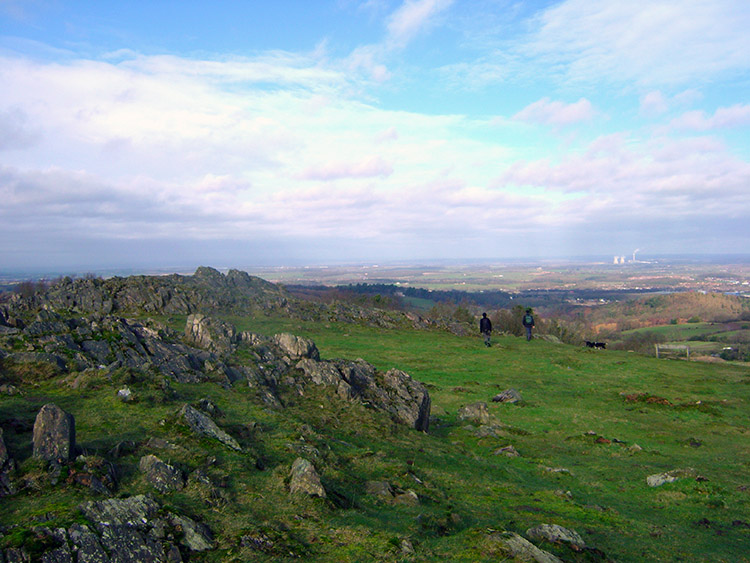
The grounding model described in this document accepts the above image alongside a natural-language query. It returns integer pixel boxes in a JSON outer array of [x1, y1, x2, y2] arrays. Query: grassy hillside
[[4, 308, 749, 561]]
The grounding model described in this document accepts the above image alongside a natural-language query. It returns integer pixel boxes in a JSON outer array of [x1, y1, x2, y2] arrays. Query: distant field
[[247, 259, 750, 294]]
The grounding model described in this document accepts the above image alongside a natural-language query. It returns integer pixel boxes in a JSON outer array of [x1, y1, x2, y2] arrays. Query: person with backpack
[[522, 308, 535, 341], [479, 312, 492, 347]]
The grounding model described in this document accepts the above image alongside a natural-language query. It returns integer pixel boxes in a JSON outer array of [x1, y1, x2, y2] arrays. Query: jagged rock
[[33, 404, 76, 462], [491, 531, 563, 563], [293, 358, 430, 431], [81, 340, 112, 364], [76, 494, 214, 561], [492, 388, 523, 404], [37, 527, 73, 563], [295, 359, 352, 398], [526, 524, 585, 548], [8, 352, 68, 373], [34, 267, 286, 316], [167, 513, 214, 551], [139, 455, 186, 493], [185, 314, 238, 353], [68, 523, 109, 562], [4, 547, 31, 562], [273, 333, 320, 361], [458, 402, 492, 425], [289, 457, 326, 498], [377, 369, 431, 432], [79, 494, 161, 531], [179, 404, 241, 451]]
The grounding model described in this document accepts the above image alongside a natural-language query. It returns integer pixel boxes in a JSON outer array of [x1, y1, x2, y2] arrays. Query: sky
[[1, 0, 749, 272]]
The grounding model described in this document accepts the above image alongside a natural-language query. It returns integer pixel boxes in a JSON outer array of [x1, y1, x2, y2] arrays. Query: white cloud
[[513, 97, 598, 126], [669, 104, 750, 131], [522, 0, 750, 87], [386, 0, 454, 47], [639, 91, 669, 116]]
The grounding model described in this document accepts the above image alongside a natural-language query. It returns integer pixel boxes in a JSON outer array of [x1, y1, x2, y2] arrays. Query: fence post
[[655, 344, 660, 358]]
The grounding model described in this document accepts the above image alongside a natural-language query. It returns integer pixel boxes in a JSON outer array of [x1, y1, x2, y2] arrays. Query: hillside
[[1, 268, 750, 562]]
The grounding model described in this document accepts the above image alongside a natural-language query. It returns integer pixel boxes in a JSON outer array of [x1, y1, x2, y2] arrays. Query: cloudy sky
[[1, 0, 749, 272]]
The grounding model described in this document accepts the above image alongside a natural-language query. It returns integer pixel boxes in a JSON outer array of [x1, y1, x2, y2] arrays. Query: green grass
[[3, 314, 750, 561]]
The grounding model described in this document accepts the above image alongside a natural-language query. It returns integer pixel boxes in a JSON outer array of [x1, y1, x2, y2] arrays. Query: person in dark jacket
[[522, 308, 535, 341], [479, 312, 492, 347]]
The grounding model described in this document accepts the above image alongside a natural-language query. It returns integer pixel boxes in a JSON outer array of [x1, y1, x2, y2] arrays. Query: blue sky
[[1, 0, 749, 272]]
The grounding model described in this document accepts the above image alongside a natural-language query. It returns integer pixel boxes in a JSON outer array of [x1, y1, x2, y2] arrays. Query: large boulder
[[375, 369, 431, 432], [273, 333, 320, 361], [33, 403, 76, 462]]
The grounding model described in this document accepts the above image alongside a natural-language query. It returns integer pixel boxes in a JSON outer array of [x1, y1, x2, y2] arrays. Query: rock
[[33, 404, 76, 463], [273, 333, 320, 361], [526, 524, 585, 548], [117, 387, 134, 402], [365, 480, 394, 498], [179, 404, 241, 451], [139, 455, 186, 494], [289, 458, 326, 498], [458, 402, 492, 425], [492, 388, 523, 403], [77, 494, 212, 561], [185, 314, 238, 353], [494, 445, 520, 457], [0, 428, 8, 466], [295, 359, 352, 398], [377, 369, 431, 432], [168, 513, 214, 551], [4, 547, 31, 562], [400, 538, 415, 555], [646, 469, 695, 487], [293, 359, 430, 431], [393, 490, 419, 507], [492, 531, 563, 563], [68, 523, 109, 562], [79, 494, 161, 531]]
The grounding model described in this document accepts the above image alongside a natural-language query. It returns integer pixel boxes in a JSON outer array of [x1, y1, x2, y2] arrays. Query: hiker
[[479, 312, 492, 347], [522, 308, 535, 341]]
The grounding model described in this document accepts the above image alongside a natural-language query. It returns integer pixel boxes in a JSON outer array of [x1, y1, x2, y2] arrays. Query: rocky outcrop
[[19, 266, 287, 317], [289, 458, 326, 498], [33, 404, 76, 463], [75, 494, 214, 561], [293, 359, 431, 431]]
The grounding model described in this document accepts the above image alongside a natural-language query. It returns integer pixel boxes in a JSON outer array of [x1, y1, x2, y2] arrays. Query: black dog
[[585, 341, 606, 349]]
